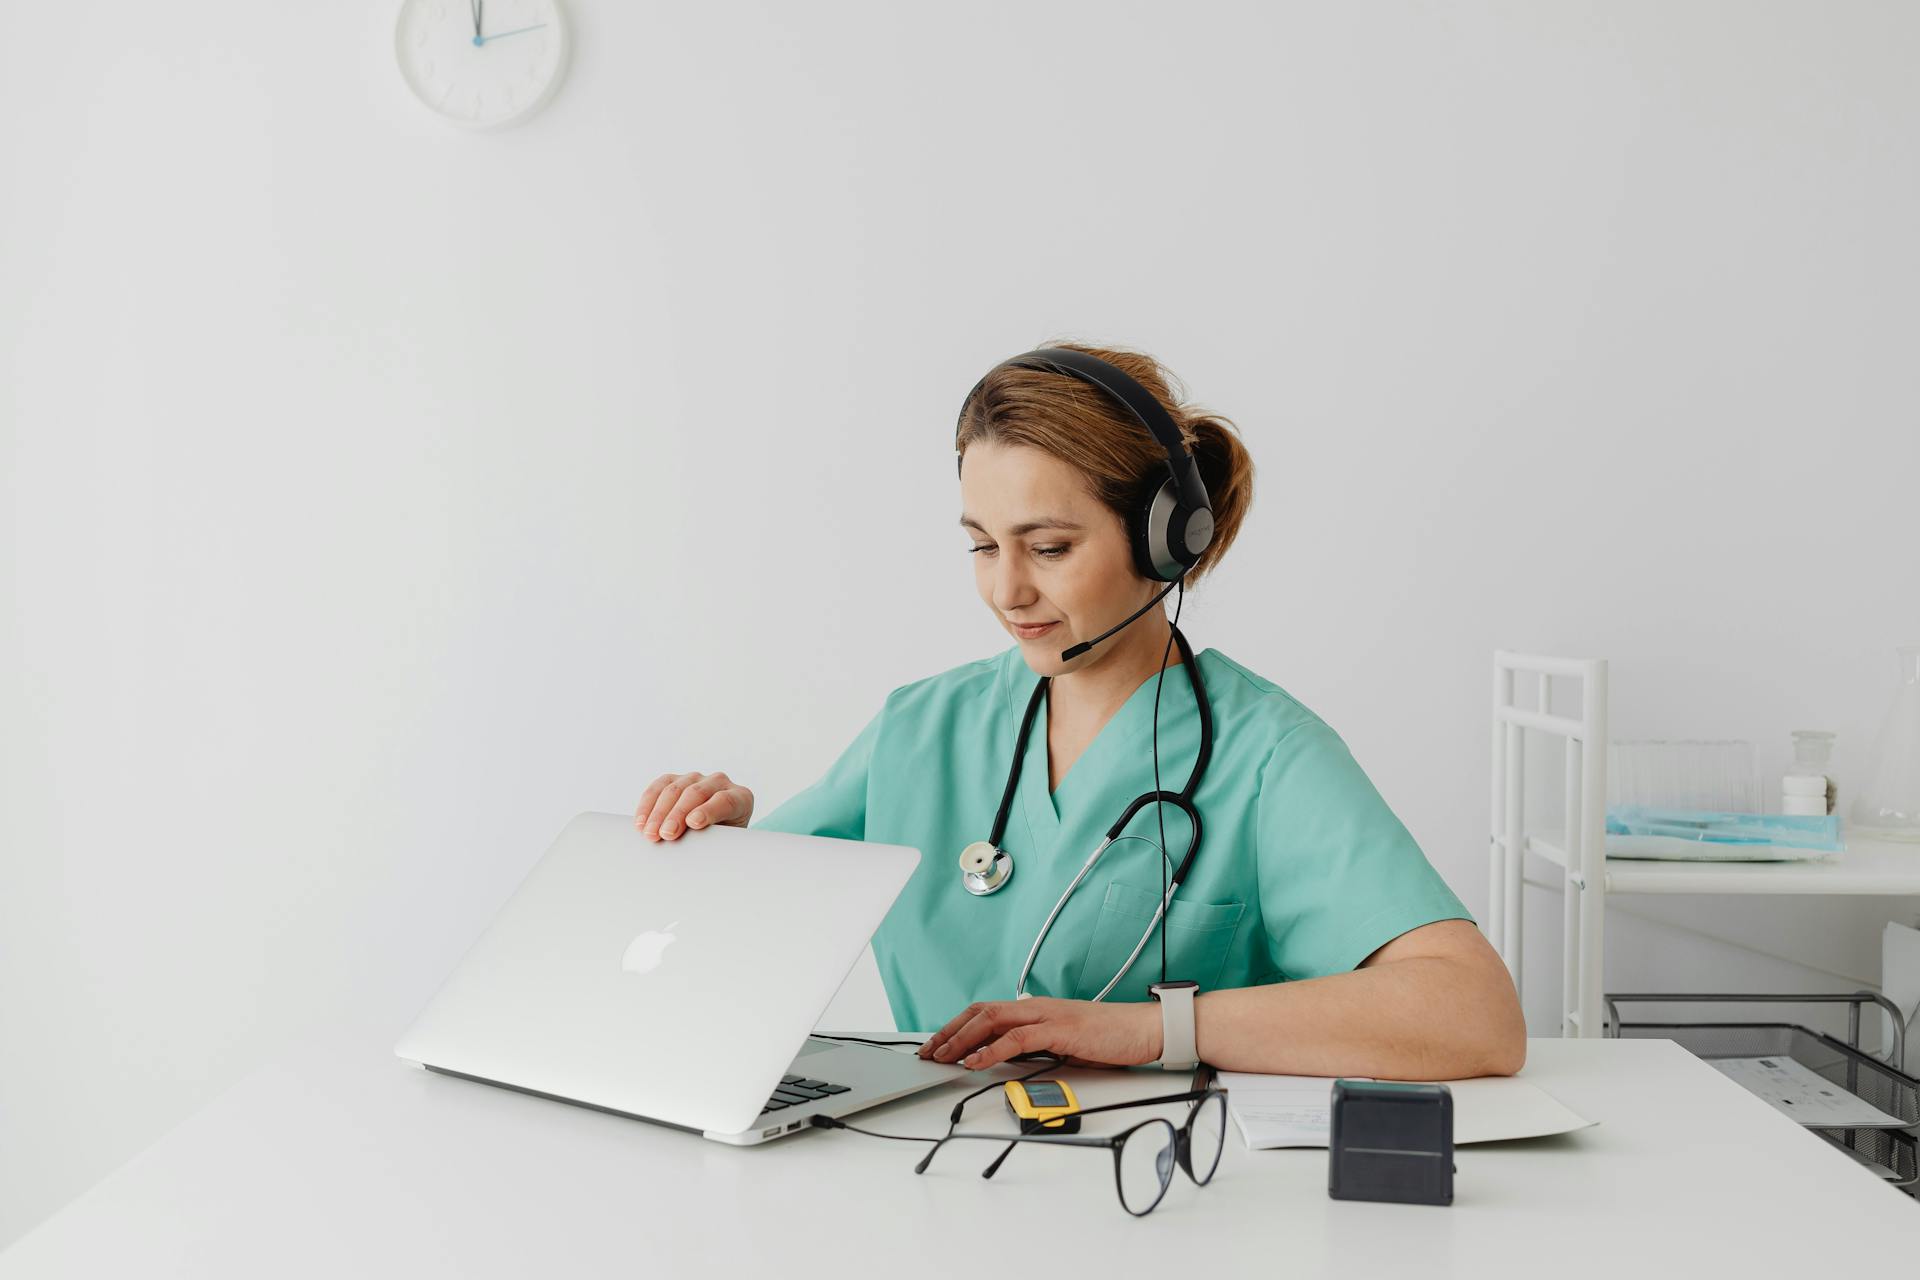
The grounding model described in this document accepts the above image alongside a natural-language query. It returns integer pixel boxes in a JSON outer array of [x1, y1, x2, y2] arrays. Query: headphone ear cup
[[1182, 504, 1215, 560], [1131, 476, 1205, 582], [1128, 482, 1170, 581]]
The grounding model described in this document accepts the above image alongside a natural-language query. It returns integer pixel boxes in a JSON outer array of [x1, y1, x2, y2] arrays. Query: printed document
[[1708, 1056, 1906, 1128]]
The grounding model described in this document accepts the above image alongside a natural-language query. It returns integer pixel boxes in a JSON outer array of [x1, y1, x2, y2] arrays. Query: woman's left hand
[[917, 997, 1162, 1070]]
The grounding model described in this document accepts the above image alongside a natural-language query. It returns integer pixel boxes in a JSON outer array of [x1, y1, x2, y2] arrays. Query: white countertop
[[2, 1033, 1913, 1278]]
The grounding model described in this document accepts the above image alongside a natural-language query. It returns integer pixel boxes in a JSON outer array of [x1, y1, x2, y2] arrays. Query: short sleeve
[[1256, 721, 1473, 980], [750, 702, 885, 842]]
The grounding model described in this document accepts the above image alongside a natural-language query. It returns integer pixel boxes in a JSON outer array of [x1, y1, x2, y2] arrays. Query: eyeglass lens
[[1187, 1091, 1227, 1185], [1116, 1119, 1178, 1215]]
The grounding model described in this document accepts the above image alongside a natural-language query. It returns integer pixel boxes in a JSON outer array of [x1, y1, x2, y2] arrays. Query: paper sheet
[[1217, 1071, 1595, 1149], [1215, 1074, 1358, 1147], [1708, 1056, 1907, 1128]]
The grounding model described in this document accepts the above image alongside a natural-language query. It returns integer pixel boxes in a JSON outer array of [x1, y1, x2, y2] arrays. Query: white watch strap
[[1149, 981, 1199, 1070]]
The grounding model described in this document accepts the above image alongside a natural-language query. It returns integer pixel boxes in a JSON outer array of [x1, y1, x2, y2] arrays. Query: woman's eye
[[967, 544, 1068, 559]]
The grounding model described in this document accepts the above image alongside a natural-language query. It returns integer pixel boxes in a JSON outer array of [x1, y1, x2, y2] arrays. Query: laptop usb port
[[787, 1121, 802, 1131]]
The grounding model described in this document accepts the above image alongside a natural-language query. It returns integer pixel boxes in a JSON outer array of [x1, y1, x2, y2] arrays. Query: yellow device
[[1004, 1078, 1082, 1134]]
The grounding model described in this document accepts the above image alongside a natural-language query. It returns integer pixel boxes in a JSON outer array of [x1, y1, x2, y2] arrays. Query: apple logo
[[621, 922, 678, 974]]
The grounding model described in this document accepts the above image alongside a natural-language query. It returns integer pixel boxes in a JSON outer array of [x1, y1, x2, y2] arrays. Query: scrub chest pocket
[[1072, 880, 1246, 1003]]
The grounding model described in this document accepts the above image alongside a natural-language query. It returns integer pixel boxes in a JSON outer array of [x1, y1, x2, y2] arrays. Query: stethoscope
[[956, 624, 1214, 1002]]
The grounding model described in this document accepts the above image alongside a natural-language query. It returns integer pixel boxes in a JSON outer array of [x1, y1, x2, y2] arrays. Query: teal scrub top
[[754, 644, 1473, 1033]]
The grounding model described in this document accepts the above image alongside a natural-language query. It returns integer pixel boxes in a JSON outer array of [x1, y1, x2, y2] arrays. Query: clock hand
[[478, 21, 547, 43], [469, 0, 480, 40]]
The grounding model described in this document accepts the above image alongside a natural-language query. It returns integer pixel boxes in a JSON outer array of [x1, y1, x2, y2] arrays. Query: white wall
[[4, 0, 1918, 1248]]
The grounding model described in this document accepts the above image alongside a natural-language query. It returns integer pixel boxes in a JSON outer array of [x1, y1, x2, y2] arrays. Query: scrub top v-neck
[[1018, 656, 1191, 862], [754, 644, 1472, 1034]]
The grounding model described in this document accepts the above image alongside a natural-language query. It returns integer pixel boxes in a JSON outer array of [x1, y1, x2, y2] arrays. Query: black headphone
[[955, 347, 1215, 583]]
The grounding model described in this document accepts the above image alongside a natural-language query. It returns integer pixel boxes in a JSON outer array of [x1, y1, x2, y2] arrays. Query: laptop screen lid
[[395, 812, 921, 1135]]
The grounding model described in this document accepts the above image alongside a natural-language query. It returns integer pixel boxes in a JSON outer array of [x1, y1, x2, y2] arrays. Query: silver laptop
[[395, 811, 968, 1144]]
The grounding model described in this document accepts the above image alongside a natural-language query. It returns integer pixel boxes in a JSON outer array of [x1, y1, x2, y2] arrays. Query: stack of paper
[[1216, 1071, 1595, 1149]]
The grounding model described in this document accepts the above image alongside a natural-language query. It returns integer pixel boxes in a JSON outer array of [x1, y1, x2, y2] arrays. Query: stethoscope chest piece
[[959, 841, 1013, 895]]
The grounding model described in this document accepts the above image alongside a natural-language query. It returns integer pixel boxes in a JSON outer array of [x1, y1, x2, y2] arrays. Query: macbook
[[395, 812, 967, 1143]]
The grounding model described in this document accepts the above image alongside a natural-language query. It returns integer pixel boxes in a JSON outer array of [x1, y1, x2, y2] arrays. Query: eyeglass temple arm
[[981, 1139, 1018, 1179], [913, 1129, 1113, 1175], [1068, 1088, 1218, 1120]]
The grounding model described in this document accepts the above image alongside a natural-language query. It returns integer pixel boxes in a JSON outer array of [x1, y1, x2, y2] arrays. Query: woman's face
[[959, 441, 1155, 678]]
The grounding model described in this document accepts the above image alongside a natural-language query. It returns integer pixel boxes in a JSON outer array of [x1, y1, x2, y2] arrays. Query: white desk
[[2, 1035, 1913, 1278]]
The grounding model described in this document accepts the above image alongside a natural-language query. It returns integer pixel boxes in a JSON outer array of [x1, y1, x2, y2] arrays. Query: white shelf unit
[[1489, 651, 1608, 1039], [1488, 649, 1920, 1040]]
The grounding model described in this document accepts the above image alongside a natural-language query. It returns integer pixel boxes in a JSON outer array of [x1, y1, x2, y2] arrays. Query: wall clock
[[396, 0, 570, 130]]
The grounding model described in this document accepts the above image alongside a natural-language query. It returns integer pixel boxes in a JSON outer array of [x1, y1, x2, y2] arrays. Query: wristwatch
[[1147, 980, 1199, 1071]]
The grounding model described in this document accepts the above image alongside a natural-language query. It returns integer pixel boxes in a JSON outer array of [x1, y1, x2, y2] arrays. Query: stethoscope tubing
[[979, 624, 1213, 1001], [1014, 833, 1186, 1002]]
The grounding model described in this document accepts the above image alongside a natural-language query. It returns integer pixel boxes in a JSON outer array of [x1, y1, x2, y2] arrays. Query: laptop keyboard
[[759, 1074, 852, 1116]]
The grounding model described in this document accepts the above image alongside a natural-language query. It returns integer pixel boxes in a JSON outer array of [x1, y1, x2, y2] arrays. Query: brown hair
[[954, 340, 1254, 586]]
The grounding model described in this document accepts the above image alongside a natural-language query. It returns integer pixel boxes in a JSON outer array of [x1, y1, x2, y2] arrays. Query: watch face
[[395, 0, 569, 130]]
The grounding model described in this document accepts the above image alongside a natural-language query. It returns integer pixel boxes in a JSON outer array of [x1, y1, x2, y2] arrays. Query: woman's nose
[[988, 557, 1036, 613]]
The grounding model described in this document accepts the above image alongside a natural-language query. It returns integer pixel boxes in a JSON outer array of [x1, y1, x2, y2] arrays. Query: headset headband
[[955, 348, 1210, 516]]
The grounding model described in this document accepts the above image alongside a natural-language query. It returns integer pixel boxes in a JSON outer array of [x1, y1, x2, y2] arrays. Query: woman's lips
[[1011, 621, 1059, 639]]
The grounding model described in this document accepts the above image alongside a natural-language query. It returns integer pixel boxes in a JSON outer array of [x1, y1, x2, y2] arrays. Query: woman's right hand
[[635, 772, 755, 841]]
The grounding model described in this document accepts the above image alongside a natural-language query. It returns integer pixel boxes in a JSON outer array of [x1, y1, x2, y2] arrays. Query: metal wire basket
[[1605, 991, 1919, 1192]]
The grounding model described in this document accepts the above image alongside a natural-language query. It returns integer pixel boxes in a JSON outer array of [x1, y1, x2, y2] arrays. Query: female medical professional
[[634, 343, 1525, 1081]]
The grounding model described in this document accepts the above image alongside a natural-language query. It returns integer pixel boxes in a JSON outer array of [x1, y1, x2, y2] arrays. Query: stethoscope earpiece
[[959, 841, 1013, 895]]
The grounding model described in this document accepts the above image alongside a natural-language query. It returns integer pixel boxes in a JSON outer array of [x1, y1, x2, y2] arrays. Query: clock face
[[395, 0, 569, 130]]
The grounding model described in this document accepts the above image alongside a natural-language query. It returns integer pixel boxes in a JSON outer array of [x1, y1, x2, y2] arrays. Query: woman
[[634, 342, 1525, 1080]]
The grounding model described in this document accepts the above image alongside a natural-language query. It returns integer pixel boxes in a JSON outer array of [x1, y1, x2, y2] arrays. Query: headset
[[956, 347, 1216, 593]]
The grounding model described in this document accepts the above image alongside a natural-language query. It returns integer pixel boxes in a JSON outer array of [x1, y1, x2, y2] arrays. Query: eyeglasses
[[913, 1063, 1228, 1217]]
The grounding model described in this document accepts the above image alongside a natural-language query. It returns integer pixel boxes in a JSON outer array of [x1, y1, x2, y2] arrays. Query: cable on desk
[[808, 1033, 926, 1051], [806, 1114, 933, 1142]]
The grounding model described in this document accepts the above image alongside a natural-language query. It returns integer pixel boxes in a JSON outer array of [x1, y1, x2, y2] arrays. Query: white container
[[1784, 730, 1836, 817]]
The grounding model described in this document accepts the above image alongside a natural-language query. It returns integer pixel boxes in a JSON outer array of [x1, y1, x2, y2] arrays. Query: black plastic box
[[1327, 1079, 1455, 1206]]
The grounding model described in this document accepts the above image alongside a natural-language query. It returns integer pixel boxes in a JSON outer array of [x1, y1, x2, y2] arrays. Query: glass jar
[[1852, 645, 1920, 840]]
